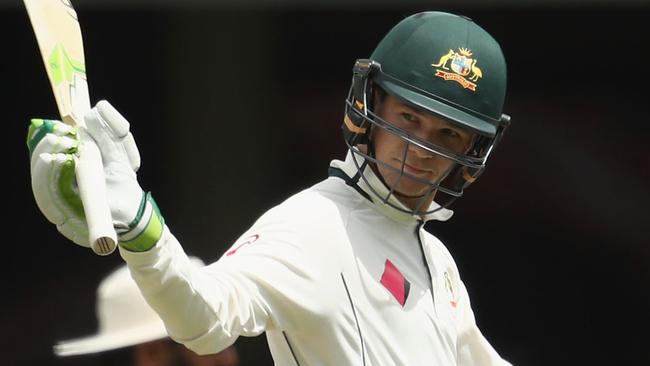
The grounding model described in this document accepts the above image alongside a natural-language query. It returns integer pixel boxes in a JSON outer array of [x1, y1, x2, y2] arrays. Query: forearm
[[119, 226, 269, 355]]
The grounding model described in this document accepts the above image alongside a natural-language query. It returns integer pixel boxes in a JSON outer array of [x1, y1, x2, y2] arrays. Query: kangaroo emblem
[[431, 49, 455, 70]]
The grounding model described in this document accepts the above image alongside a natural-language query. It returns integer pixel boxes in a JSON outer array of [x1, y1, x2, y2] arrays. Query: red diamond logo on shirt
[[380, 259, 411, 307]]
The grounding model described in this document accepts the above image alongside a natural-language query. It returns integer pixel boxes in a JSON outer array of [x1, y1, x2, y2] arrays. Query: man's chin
[[392, 188, 432, 200]]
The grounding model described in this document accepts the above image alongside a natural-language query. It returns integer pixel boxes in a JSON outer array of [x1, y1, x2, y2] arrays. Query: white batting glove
[[27, 100, 164, 252]]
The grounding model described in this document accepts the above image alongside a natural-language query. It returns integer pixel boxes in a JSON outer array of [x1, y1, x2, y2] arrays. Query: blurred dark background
[[2, 0, 648, 365]]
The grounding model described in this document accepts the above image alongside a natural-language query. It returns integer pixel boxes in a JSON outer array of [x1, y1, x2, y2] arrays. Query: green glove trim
[[27, 119, 53, 157], [150, 193, 165, 227], [119, 192, 164, 252], [58, 158, 85, 218], [127, 191, 148, 231]]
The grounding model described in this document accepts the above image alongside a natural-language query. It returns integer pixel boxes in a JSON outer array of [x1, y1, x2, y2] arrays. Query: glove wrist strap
[[118, 192, 164, 252]]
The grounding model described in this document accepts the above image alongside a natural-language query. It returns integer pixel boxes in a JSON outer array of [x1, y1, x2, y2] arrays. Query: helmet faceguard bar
[[347, 99, 487, 169]]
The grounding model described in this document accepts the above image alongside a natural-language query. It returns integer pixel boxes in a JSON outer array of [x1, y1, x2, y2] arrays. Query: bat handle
[[76, 127, 117, 255]]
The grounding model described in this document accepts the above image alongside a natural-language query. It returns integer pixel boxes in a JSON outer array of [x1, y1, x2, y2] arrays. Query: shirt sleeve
[[455, 280, 513, 366], [119, 223, 316, 355]]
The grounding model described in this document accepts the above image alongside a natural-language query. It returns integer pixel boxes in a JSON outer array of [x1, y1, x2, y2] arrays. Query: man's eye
[[402, 113, 417, 122], [441, 128, 461, 138]]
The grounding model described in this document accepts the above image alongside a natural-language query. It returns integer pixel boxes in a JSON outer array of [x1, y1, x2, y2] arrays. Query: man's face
[[371, 93, 475, 209]]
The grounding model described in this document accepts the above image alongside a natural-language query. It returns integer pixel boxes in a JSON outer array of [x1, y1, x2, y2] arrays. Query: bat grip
[[76, 128, 117, 255]]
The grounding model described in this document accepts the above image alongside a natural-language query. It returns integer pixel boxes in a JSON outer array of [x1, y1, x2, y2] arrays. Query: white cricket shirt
[[120, 151, 512, 365]]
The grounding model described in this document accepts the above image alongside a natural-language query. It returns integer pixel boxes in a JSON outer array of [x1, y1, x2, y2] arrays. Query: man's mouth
[[402, 161, 431, 176]]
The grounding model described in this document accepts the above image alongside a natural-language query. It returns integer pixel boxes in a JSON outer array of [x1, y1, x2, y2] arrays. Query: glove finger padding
[[83, 100, 145, 233], [27, 119, 78, 158], [85, 100, 141, 172], [28, 119, 90, 247]]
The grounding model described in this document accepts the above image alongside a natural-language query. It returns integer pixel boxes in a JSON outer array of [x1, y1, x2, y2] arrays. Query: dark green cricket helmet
[[371, 11, 508, 136], [342, 11, 511, 215]]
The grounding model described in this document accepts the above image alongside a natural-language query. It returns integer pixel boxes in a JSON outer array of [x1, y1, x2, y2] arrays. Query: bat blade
[[24, 0, 117, 255], [23, 0, 90, 126]]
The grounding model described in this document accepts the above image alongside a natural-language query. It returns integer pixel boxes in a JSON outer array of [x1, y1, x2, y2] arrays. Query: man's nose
[[406, 141, 436, 159]]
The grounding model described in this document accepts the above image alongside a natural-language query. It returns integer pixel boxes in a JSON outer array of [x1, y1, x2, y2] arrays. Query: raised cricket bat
[[24, 0, 117, 255]]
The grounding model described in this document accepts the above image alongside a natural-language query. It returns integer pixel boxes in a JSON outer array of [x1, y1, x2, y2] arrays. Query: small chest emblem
[[443, 271, 457, 308]]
